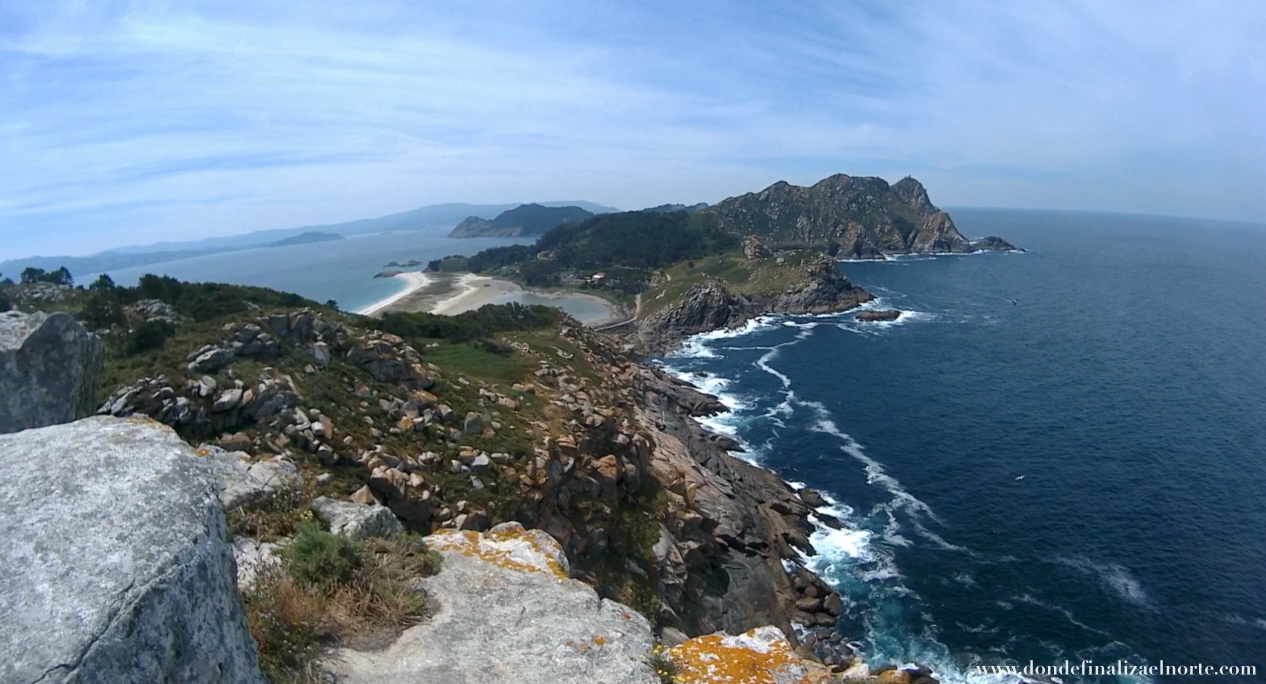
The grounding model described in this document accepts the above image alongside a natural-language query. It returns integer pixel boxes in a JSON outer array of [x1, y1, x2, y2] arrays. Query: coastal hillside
[[449, 203, 596, 238], [268, 231, 343, 248], [0, 274, 901, 682], [709, 174, 1016, 258]]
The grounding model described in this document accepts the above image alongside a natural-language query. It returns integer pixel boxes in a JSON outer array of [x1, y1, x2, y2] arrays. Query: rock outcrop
[[637, 254, 873, 352], [0, 416, 265, 684], [312, 496, 404, 540], [856, 310, 902, 322], [0, 310, 103, 434], [709, 174, 1015, 258], [322, 522, 659, 684]]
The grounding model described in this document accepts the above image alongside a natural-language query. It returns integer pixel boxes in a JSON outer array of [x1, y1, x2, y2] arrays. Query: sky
[[2, 0, 1264, 259]]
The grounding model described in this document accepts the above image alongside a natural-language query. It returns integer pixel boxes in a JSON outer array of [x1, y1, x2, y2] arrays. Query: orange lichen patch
[[669, 627, 830, 684], [425, 523, 570, 580]]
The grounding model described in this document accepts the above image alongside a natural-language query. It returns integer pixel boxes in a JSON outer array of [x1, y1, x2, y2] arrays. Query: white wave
[[668, 315, 783, 359], [1052, 556, 1153, 609], [755, 345, 793, 388], [805, 405, 945, 527], [1225, 614, 1266, 631]]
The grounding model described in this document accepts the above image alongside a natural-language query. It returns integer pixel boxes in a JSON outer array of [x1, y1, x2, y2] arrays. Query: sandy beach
[[430, 274, 523, 315], [368, 271, 627, 326], [357, 271, 431, 316]]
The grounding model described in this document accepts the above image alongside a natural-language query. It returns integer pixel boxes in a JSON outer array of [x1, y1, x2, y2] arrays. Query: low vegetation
[[243, 522, 442, 683], [429, 210, 739, 292]]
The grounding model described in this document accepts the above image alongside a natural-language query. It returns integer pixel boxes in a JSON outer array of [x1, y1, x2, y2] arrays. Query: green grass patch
[[422, 342, 535, 386]]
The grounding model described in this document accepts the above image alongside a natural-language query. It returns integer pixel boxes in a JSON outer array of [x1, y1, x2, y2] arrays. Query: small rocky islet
[[0, 173, 1013, 684]]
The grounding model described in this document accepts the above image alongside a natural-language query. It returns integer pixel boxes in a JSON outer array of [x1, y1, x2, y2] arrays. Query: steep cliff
[[709, 174, 1016, 258]]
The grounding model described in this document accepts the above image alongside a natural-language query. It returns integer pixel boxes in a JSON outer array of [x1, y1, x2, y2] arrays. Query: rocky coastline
[[635, 250, 874, 353], [1, 278, 944, 682]]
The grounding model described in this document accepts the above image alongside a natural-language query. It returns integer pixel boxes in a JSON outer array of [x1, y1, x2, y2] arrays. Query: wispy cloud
[[2, 0, 1263, 257]]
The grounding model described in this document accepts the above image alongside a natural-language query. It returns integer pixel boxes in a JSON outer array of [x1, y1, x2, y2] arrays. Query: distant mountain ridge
[[708, 174, 1014, 258], [448, 204, 596, 238], [268, 232, 343, 248], [1, 200, 618, 278]]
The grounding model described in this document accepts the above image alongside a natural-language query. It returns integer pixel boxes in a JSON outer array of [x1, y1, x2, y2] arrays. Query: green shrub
[[283, 523, 365, 589], [81, 293, 127, 329], [124, 320, 174, 355]]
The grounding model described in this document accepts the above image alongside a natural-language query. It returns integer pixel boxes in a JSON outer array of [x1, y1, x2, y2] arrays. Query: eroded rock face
[[0, 416, 265, 684], [323, 522, 658, 684], [0, 311, 103, 434], [708, 174, 1007, 259]]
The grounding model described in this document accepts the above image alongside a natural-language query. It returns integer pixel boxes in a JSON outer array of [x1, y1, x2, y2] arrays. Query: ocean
[[658, 210, 1266, 683]]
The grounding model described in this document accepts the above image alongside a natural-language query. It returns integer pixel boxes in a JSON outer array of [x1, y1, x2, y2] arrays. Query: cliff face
[[709, 174, 1015, 258]]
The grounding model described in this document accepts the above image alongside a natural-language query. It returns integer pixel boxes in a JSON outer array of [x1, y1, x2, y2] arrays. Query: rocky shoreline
[[635, 250, 874, 353]]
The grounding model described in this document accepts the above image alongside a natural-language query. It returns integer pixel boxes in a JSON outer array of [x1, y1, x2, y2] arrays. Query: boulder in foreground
[[0, 416, 265, 684], [0, 310, 103, 434]]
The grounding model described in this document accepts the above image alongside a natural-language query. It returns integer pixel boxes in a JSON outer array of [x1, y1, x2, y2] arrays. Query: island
[[424, 173, 1017, 351], [268, 231, 344, 247], [448, 203, 594, 238]]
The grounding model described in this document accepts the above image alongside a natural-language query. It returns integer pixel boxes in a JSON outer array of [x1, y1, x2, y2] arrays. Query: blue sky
[[2, 0, 1263, 258]]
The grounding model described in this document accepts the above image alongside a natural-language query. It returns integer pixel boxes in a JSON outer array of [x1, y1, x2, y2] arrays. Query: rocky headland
[[709, 175, 1016, 258], [635, 243, 874, 352]]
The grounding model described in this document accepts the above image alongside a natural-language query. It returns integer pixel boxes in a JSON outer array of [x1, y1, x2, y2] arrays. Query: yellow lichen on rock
[[669, 626, 832, 684], [425, 522, 570, 580]]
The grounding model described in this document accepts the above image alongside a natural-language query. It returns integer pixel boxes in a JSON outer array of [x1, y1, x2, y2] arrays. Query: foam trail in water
[[1051, 556, 1153, 609], [659, 310, 1055, 684]]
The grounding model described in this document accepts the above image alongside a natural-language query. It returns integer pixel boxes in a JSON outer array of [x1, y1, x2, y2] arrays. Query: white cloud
[[1, 0, 1263, 257]]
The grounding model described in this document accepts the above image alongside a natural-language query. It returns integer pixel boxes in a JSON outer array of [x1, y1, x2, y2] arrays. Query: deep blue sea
[[659, 210, 1266, 683]]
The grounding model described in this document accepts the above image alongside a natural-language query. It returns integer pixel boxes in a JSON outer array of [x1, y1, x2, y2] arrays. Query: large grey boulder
[[0, 310, 103, 434], [0, 417, 266, 684], [311, 496, 403, 540], [323, 522, 658, 684]]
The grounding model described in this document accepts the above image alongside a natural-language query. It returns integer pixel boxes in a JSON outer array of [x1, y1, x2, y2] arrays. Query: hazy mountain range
[[0, 200, 619, 279]]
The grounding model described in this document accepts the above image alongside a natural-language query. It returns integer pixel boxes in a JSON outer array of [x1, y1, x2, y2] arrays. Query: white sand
[[430, 274, 523, 315], [358, 271, 431, 316]]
